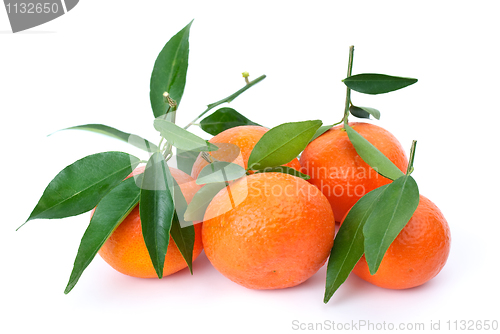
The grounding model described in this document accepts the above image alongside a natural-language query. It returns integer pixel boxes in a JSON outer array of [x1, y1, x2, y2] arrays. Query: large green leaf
[[247, 120, 322, 170], [64, 177, 140, 294], [24, 152, 140, 224], [154, 118, 219, 152], [162, 165, 195, 273], [323, 185, 388, 303], [150, 20, 193, 118], [343, 73, 417, 95], [169, 212, 196, 274], [184, 182, 227, 222], [200, 107, 261, 136], [139, 152, 176, 278], [51, 124, 158, 153], [363, 175, 420, 274], [196, 161, 246, 185], [344, 124, 404, 181]]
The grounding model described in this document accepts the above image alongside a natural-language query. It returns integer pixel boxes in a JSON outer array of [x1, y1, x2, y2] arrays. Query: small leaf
[[154, 118, 219, 152], [64, 177, 140, 294], [349, 106, 381, 120], [24, 152, 140, 224], [324, 185, 389, 303], [343, 73, 417, 95], [363, 175, 420, 274], [139, 152, 176, 279], [51, 124, 159, 153], [184, 182, 227, 222], [176, 148, 199, 175], [200, 107, 261, 136], [247, 120, 322, 170], [344, 124, 404, 181], [310, 124, 333, 142], [150, 20, 193, 118], [254, 166, 310, 180], [196, 161, 246, 185], [169, 212, 195, 274]]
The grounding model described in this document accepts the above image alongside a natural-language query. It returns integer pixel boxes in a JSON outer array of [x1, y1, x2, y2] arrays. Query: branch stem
[[406, 140, 417, 175], [183, 74, 266, 130], [343, 45, 355, 126]]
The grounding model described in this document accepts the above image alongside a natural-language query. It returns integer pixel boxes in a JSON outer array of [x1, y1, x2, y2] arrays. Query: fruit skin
[[98, 166, 203, 278], [191, 125, 302, 179], [202, 172, 335, 289], [352, 195, 451, 289], [300, 122, 408, 222]]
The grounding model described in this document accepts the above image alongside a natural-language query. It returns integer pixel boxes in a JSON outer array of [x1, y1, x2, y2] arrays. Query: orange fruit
[[191, 125, 302, 179], [300, 122, 408, 222], [351, 195, 451, 289], [98, 166, 204, 278], [202, 172, 335, 289]]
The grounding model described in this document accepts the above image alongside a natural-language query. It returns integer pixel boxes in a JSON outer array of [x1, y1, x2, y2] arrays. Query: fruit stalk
[[183, 74, 266, 130], [161, 92, 178, 160], [406, 140, 417, 175], [343, 45, 355, 126]]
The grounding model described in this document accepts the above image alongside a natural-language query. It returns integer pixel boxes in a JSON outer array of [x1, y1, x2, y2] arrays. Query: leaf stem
[[162, 93, 179, 160], [342, 45, 355, 127], [406, 140, 417, 175], [183, 74, 266, 130]]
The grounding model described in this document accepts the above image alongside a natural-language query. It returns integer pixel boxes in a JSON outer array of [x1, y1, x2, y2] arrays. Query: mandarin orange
[[300, 122, 408, 222], [202, 172, 335, 289], [97, 166, 203, 278], [352, 195, 451, 289], [191, 125, 302, 179]]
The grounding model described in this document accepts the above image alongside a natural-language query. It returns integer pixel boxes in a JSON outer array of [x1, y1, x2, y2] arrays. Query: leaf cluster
[[22, 25, 421, 304]]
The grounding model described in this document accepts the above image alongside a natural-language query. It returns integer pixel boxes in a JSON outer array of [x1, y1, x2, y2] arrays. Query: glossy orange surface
[[352, 195, 451, 289], [98, 166, 203, 278], [191, 125, 302, 179], [202, 172, 335, 289], [300, 122, 408, 222]]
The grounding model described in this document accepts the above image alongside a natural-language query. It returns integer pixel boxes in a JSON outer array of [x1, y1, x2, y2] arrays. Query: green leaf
[[150, 20, 193, 118], [176, 148, 199, 175], [167, 168, 196, 273], [363, 175, 420, 274], [323, 185, 388, 303], [247, 120, 322, 170], [344, 124, 404, 181], [196, 161, 246, 185], [169, 212, 196, 274], [349, 106, 381, 120], [64, 177, 140, 294], [51, 124, 159, 153], [184, 182, 227, 222], [343, 73, 418, 95], [254, 166, 310, 180], [24, 152, 140, 225], [139, 152, 176, 279], [200, 107, 261, 136], [310, 124, 333, 142], [154, 118, 219, 152]]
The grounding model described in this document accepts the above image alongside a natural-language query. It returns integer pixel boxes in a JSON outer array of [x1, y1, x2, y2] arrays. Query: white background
[[2, 1, 499, 333]]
